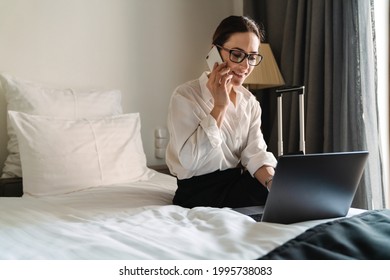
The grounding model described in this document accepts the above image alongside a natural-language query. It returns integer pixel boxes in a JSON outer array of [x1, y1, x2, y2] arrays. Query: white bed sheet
[[0, 171, 364, 260]]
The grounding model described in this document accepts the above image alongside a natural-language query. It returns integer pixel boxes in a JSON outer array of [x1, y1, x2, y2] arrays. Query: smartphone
[[206, 45, 223, 71]]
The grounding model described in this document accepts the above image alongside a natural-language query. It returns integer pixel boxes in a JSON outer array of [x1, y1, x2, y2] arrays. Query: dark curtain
[[244, 0, 385, 209]]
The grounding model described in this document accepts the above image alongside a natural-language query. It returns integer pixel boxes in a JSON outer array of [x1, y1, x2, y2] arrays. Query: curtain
[[245, 0, 385, 209]]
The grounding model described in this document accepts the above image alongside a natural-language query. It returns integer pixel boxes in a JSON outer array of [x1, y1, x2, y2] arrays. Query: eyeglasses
[[216, 45, 263, 66]]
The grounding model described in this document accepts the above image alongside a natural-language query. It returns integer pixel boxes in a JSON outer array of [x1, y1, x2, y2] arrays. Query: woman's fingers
[[212, 62, 231, 85], [222, 73, 233, 86], [207, 62, 232, 105]]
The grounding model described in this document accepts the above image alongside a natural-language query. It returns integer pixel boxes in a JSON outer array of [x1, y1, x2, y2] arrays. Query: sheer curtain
[[245, 0, 385, 209]]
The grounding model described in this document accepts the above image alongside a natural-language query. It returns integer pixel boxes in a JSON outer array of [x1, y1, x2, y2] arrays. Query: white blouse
[[166, 72, 277, 180]]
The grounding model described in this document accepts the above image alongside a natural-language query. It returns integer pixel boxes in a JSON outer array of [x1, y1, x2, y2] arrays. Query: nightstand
[[0, 177, 23, 197]]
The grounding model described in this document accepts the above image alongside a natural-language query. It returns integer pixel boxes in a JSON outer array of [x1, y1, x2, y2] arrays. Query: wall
[[0, 0, 243, 169]]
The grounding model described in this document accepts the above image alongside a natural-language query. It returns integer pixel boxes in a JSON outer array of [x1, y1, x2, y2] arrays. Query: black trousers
[[173, 168, 268, 208]]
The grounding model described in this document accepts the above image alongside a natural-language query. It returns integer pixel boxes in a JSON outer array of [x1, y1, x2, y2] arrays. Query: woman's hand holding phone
[[206, 45, 233, 109], [206, 46, 233, 127], [207, 62, 233, 108]]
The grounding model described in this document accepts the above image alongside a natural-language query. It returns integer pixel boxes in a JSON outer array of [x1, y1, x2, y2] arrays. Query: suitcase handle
[[275, 86, 305, 156]]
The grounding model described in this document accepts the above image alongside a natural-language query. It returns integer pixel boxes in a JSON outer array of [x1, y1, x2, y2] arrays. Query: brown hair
[[212, 16, 265, 46]]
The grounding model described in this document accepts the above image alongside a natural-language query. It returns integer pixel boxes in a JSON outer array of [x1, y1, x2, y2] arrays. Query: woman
[[166, 16, 277, 208]]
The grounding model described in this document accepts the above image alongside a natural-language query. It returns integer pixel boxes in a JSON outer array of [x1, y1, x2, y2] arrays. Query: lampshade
[[244, 43, 285, 89]]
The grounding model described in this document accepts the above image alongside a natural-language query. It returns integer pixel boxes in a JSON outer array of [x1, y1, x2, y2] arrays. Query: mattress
[[0, 171, 366, 260]]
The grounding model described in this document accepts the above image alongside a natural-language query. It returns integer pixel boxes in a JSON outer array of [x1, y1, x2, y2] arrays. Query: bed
[[1, 173, 389, 260], [0, 73, 389, 260]]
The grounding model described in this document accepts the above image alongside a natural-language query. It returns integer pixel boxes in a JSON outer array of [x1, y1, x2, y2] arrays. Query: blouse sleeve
[[166, 85, 224, 173], [240, 96, 277, 175]]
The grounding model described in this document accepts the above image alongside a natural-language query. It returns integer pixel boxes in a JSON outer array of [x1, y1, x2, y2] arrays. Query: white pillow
[[8, 111, 152, 196], [0, 73, 123, 178]]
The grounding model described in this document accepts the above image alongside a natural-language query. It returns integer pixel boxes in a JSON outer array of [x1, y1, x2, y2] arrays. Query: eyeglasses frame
[[215, 44, 263, 66]]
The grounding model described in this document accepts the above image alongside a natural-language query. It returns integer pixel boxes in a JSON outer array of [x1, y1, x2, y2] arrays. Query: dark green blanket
[[259, 209, 390, 260]]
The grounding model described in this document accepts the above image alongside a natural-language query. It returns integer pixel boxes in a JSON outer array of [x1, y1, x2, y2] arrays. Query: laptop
[[233, 151, 369, 224]]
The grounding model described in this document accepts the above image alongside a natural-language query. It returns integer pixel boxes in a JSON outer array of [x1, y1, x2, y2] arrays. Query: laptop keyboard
[[249, 214, 263, 222]]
